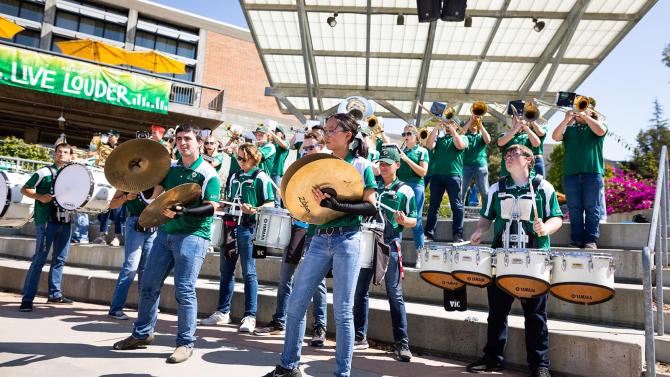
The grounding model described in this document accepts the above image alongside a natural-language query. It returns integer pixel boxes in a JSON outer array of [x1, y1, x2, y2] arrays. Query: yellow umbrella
[[0, 16, 24, 39], [56, 39, 127, 65], [126, 50, 186, 74]]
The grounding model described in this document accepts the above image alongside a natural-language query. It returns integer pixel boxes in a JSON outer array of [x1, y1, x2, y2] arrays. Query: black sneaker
[[393, 342, 412, 362], [453, 236, 465, 243], [46, 296, 73, 304], [569, 241, 584, 249], [19, 301, 33, 312], [310, 326, 326, 347], [253, 321, 285, 336], [531, 367, 552, 377], [466, 357, 503, 373], [262, 365, 302, 377], [113, 334, 155, 350], [424, 232, 435, 242]]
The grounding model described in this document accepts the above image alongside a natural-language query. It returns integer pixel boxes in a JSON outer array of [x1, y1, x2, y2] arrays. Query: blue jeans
[[484, 283, 550, 370], [406, 182, 425, 250], [426, 174, 464, 238], [271, 174, 282, 208], [218, 225, 258, 317], [564, 173, 603, 244], [109, 216, 157, 315], [534, 155, 545, 177], [274, 236, 327, 328], [280, 230, 362, 377], [71, 212, 89, 243], [98, 205, 125, 235], [132, 230, 209, 347], [353, 239, 409, 345], [461, 165, 489, 203], [22, 222, 72, 302]]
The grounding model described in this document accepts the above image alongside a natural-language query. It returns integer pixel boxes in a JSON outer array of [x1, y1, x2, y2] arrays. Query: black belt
[[315, 226, 360, 236]]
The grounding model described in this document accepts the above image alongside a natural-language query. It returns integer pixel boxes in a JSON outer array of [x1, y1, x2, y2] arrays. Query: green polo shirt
[[227, 153, 240, 178], [426, 148, 436, 178], [377, 178, 417, 234], [206, 153, 224, 173], [317, 153, 377, 230], [499, 131, 531, 177], [562, 122, 607, 176], [226, 167, 275, 222], [463, 132, 488, 167], [258, 142, 276, 176], [398, 145, 429, 185], [23, 164, 58, 225], [125, 195, 147, 216], [270, 143, 289, 177], [160, 156, 221, 239], [480, 175, 563, 250], [530, 125, 548, 156], [431, 134, 468, 176], [368, 149, 380, 162]]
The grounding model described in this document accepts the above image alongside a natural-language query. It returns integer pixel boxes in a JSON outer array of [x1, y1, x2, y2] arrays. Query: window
[[134, 30, 154, 49], [177, 41, 196, 59], [0, 0, 20, 17], [18, 1, 42, 23], [135, 17, 198, 60], [54, 10, 126, 42], [13, 28, 40, 48], [155, 35, 177, 55]]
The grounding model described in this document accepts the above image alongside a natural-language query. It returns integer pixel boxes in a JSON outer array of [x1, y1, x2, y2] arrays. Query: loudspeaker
[[441, 0, 467, 22], [416, 0, 442, 23]]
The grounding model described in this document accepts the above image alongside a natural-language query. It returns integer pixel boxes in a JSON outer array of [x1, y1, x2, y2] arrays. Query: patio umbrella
[[126, 50, 186, 74], [0, 16, 24, 39], [56, 39, 127, 65]]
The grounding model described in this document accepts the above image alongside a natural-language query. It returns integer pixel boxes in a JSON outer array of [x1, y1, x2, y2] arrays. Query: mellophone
[[419, 245, 616, 305]]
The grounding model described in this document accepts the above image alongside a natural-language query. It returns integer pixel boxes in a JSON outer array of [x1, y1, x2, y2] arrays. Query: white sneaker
[[92, 235, 107, 245], [239, 316, 256, 333], [200, 311, 230, 326], [110, 237, 120, 246]]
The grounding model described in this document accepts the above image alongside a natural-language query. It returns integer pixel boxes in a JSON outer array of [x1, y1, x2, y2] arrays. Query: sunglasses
[[401, 132, 415, 137], [302, 144, 322, 152], [204, 141, 217, 145]]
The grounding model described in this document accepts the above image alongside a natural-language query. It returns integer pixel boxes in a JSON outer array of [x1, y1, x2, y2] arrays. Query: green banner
[[0, 44, 171, 114]]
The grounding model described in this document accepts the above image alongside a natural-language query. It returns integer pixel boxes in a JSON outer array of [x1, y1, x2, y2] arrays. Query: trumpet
[[367, 115, 384, 142], [224, 124, 242, 141], [523, 100, 540, 122], [470, 101, 488, 130], [417, 126, 434, 146], [574, 95, 591, 112]]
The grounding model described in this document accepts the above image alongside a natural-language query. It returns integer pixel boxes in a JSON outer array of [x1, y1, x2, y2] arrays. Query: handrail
[[646, 146, 666, 251]]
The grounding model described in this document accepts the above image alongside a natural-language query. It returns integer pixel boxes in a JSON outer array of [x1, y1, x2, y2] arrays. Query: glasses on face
[[324, 128, 344, 137], [302, 144, 322, 152], [204, 141, 216, 145], [401, 132, 414, 137], [504, 152, 526, 160], [236, 156, 248, 163]]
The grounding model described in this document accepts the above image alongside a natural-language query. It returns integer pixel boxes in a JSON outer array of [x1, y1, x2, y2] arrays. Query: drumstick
[[453, 240, 471, 247], [528, 177, 539, 221], [377, 201, 397, 213]]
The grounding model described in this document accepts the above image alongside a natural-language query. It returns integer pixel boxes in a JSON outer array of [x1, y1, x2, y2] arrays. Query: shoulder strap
[[390, 180, 405, 193], [497, 176, 507, 194], [532, 175, 542, 191]]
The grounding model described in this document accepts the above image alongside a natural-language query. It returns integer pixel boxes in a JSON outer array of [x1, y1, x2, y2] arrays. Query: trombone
[[534, 95, 606, 121]]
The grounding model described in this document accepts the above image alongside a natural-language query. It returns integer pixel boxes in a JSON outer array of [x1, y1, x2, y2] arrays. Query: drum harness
[[228, 169, 262, 226], [496, 176, 542, 249], [45, 165, 73, 224]]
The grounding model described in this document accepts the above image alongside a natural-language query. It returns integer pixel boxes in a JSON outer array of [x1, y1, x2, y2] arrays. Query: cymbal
[[104, 139, 171, 193], [281, 153, 363, 225], [139, 183, 201, 228]]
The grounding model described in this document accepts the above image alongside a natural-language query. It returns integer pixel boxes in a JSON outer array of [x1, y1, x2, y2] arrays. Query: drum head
[[54, 164, 91, 210], [419, 272, 465, 291], [550, 284, 615, 305], [0, 171, 9, 216], [496, 276, 549, 298]]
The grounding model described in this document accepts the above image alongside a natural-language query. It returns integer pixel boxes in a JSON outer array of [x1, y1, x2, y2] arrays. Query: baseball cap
[[378, 145, 400, 165]]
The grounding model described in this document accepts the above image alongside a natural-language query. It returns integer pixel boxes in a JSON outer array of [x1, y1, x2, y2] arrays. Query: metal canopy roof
[[240, 0, 657, 124]]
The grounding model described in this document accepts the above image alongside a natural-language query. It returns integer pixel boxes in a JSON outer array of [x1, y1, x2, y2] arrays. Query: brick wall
[[202, 31, 295, 123]]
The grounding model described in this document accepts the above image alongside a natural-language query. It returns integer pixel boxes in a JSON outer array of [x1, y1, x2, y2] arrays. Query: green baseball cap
[[378, 146, 400, 165], [254, 125, 271, 134]]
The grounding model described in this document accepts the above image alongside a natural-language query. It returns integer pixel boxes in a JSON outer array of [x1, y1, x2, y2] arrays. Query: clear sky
[[153, 0, 670, 161]]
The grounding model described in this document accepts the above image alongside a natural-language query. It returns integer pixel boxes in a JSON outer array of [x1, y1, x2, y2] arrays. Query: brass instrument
[[417, 126, 434, 146], [366, 115, 384, 143], [523, 100, 540, 122], [574, 95, 591, 111], [224, 123, 242, 141], [444, 107, 457, 120], [469, 101, 488, 130], [97, 144, 113, 167]]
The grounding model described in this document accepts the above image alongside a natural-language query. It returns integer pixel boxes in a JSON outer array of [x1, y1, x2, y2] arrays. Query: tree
[[630, 98, 670, 178], [547, 143, 565, 193], [664, 43, 670, 68]]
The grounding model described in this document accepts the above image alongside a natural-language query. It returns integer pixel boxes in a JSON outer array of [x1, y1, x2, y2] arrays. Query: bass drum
[[0, 171, 34, 228], [53, 164, 114, 213]]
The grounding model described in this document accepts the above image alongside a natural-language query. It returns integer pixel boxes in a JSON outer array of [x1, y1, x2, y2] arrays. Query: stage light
[[327, 13, 338, 28], [533, 18, 545, 32], [397, 14, 404, 26], [464, 16, 472, 27]]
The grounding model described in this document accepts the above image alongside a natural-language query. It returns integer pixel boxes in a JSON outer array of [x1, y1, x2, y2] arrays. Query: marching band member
[[107, 189, 157, 320], [93, 130, 125, 246], [468, 144, 562, 377], [269, 125, 290, 207], [497, 117, 540, 177], [551, 102, 607, 249], [202, 135, 224, 173], [353, 146, 416, 362], [222, 133, 242, 189], [397, 124, 429, 252], [424, 120, 469, 243], [253, 125, 277, 176], [113, 125, 220, 364], [253, 132, 329, 348], [264, 112, 377, 377], [19, 142, 75, 312], [529, 121, 548, 176], [149, 125, 167, 145], [461, 114, 491, 204], [200, 143, 275, 333]]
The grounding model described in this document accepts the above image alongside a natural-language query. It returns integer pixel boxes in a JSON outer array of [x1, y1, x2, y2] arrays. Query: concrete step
[[0, 235, 652, 330], [403, 219, 649, 250], [0, 257, 644, 377], [657, 335, 670, 363]]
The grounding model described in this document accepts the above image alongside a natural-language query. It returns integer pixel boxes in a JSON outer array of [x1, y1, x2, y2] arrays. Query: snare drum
[[495, 248, 552, 298], [210, 215, 224, 250], [451, 246, 494, 287], [419, 245, 465, 291], [53, 164, 114, 214], [550, 252, 616, 305], [358, 222, 383, 269], [0, 171, 34, 227], [254, 207, 292, 249]]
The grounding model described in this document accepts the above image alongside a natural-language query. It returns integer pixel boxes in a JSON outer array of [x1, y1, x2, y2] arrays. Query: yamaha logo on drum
[[260, 217, 269, 240], [571, 293, 593, 300], [515, 287, 536, 293]]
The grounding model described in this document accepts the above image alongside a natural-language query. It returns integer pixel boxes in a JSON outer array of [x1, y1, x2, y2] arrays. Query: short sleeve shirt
[[480, 176, 563, 250], [463, 132, 488, 167], [530, 125, 548, 156], [431, 135, 468, 176], [226, 167, 275, 222], [23, 164, 58, 225], [377, 178, 417, 234], [562, 122, 607, 176], [398, 145, 429, 185], [160, 156, 221, 239], [258, 143, 276, 176], [270, 142, 290, 177]]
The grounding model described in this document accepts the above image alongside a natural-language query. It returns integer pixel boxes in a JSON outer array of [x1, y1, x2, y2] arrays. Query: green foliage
[[547, 143, 565, 193], [423, 185, 452, 218], [630, 99, 670, 178], [0, 136, 51, 171], [664, 43, 670, 68]]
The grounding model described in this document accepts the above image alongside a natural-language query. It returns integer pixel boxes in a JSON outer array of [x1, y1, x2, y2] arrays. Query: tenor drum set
[[419, 245, 616, 305]]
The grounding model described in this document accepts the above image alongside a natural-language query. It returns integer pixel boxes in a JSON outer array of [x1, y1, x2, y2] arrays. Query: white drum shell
[[420, 245, 454, 275], [551, 253, 615, 289], [495, 249, 551, 284], [0, 171, 33, 228], [452, 246, 494, 280], [211, 216, 224, 250], [358, 229, 374, 269], [254, 207, 292, 249], [54, 164, 113, 213]]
